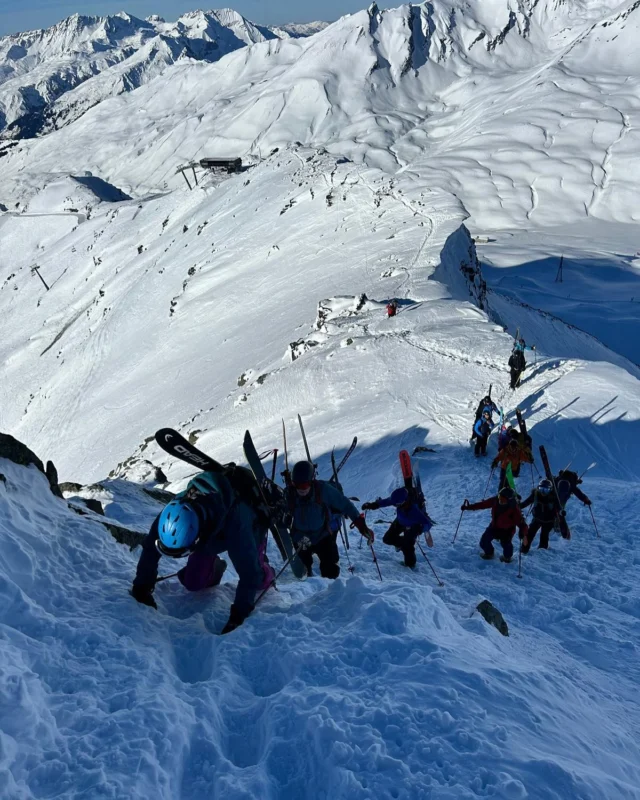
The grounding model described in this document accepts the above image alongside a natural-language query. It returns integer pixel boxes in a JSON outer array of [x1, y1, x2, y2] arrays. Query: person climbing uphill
[[461, 486, 528, 563], [287, 460, 372, 578], [362, 487, 434, 568], [473, 411, 494, 457], [554, 469, 592, 539], [509, 338, 535, 389], [520, 479, 562, 551], [387, 299, 399, 318], [131, 470, 274, 634], [492, 438, 533, 489]]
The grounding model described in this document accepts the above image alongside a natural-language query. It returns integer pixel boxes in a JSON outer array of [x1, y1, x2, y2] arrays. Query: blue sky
[[0, 1, 375, 36]]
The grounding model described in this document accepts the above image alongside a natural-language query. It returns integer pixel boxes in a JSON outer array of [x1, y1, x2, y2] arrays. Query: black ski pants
[[522, 519, 554, 552], [475, 434, 489, 456], [510, 368, 523, 390], [480, 526, 514, 560], [297, 534, 340, 579], [383, 520, 420, 567]]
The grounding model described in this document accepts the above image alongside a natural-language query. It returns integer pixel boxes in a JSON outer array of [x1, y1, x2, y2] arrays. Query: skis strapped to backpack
[[155, 427, 304, 575], [539, 445, 570, 540], [244, 430, 307, 578], [336, 437, 357, 474], [399, 450, 426, 508]]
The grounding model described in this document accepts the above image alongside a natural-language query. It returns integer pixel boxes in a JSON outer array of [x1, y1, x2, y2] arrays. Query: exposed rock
[[69, 504, 145, 549], [83, 498, 104, 515], [45, 460, 64, 498], [60, 481, 84, 494], [0, 432, 62, 497], [0, 432, 44, 472], [476, 599, 509, 636], [142, 487, 175, 504]]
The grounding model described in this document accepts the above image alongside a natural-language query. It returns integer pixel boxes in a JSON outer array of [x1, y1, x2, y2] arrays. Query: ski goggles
[[538, 485, 552, 495]]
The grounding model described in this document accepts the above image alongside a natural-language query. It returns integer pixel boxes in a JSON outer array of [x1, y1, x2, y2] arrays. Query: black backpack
[[188, 466, 273, 526]]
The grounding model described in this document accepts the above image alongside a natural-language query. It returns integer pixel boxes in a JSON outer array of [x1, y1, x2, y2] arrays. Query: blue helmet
[[390, 487, 409, 505], [156, 499, 201, 558]]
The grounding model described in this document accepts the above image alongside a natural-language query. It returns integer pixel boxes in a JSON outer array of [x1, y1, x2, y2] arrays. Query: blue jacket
[[133, 472, 268, 616], [474, 418, 494, 439], [514, 341, 534, 353], [376, 495, 434, 532], [288, 480, 360, 545]]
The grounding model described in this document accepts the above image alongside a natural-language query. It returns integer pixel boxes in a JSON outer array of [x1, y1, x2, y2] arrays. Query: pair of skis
[[399, 450, 443, 585]]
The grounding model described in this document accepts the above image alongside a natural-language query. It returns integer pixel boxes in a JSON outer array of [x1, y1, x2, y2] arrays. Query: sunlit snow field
[[1, 2, 640, 798]]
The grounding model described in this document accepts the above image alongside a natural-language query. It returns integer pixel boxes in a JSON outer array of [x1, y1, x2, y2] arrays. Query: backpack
[[286, 480, 331, 533], [188, 465, 272, 526]]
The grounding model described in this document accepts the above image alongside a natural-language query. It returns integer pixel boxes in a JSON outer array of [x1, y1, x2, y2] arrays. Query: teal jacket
[[134, 471, 269, 615], [288, 480, 360, 545]]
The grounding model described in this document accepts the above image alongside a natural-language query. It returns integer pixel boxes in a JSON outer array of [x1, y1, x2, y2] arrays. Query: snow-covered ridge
[[0, 8, 324, 139], [2, 0, 640, 229]]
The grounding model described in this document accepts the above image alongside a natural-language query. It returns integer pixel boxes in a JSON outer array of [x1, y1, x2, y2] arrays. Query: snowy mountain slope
[[2, 454, 639, 799], [0, 148, 470, 480], [479, 220, 640, 366], [3, 0, 640, 230], [1, 157, 640, 796], [0, 9, 320, 140], [1, 3, 640, 798]]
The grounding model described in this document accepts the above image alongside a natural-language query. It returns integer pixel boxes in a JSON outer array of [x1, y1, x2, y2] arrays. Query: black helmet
[[498, 486, 515, 503], [291, 460, 314, 487], [538, 479, 553, 495]]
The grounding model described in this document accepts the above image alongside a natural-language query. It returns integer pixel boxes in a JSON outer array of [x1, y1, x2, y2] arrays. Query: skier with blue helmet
[[130, 470, 274, 634], [362, 487, 434, 568]]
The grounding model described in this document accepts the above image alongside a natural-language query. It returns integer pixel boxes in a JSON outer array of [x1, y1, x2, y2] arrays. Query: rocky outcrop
[[476, 599, 509, 636], [0, 432, 62, 498]]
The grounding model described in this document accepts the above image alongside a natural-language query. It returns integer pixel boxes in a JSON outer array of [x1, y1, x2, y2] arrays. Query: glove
[[583, 498, 592, 506], [522, 536, 529, 548], [491, 460, 498, 469], [425, 532, 434, 548], [532, 346, 536, 351], [353, 515, 374, 544], [361, 501, 379, 511], [460, 500, 470, 511], [221, 603, 252, 635], [130, 584, 157, 609]]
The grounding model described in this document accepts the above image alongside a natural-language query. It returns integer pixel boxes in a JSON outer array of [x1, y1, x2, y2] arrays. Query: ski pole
[[270, 449, 278, 483], [517, 544, 523, 579], [370, 542, 383, 581], [588, 505, 600, 538], [341, 518, 350, 550], [156, 571, 180, 583], [530, 462, 535, 491], [417, 539, 444, 586], [483, 467, 495, 499], [358, 510, 367, 549], [337, 523, 354, 572], [452, 507, 466, 544], [254, 544, 304, 608]]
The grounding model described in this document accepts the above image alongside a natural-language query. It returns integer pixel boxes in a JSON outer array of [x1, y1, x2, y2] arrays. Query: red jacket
[[467, 497, 528, 538]]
